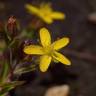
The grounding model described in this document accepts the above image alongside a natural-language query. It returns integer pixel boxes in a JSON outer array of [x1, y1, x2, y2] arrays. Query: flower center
[[40, 8, 52, 17], [43, 46, 54, 55]]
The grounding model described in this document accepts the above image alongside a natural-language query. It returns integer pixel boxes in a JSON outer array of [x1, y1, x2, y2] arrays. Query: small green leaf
[[0, 81, 24, 95], [0, 86, 13, 96], [23, 30, 34, 39], [0, 62, 9, 83], [14, 64, 36, 75], [0, 81, 24, 88]]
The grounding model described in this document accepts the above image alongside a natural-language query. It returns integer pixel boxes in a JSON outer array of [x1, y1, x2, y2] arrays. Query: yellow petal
[[52, 37, 70, 50], [52, 51, 71, 65], [23, 45, 44, 55], [40, 55, 52, 72], [25, 4, 39, 15], [51, 12, 65, 20], [40, 28, 51, 47]]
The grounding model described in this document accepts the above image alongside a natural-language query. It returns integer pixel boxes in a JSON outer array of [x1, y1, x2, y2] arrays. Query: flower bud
[[7, 16, 18, 40]]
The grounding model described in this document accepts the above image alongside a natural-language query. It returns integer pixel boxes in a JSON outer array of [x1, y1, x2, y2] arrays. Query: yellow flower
[[23, 28, 71, 72], [25, 3, 65, 24]]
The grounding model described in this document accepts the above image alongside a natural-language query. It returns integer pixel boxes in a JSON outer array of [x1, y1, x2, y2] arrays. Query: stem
[[9, 48, 14, 80]]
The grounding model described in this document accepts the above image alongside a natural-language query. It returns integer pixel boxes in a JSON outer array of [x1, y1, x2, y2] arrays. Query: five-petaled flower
[[25, 3, 65, 24], [23, 28, 71, 72]]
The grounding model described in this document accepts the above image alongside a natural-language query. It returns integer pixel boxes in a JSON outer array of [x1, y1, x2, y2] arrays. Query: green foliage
[[14, 64, 36, 75], [0, 16, 37, 95], [0, 62, 9, 83], [0, 81, 24, 96]]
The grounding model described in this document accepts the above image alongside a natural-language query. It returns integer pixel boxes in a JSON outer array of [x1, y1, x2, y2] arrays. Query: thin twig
[[9, 48, 14, 79]]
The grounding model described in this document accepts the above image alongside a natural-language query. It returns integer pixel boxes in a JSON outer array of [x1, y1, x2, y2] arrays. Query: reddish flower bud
[[7, 16, 18, 39]]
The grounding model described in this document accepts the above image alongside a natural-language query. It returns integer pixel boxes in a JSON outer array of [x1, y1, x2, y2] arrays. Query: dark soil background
[[0, 0, 96, 96]]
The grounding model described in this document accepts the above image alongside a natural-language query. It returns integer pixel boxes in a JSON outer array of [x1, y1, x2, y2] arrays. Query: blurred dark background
[[0, 0, 96, 96]]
